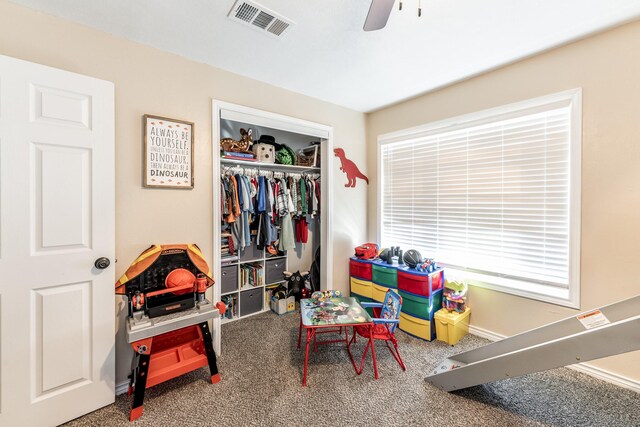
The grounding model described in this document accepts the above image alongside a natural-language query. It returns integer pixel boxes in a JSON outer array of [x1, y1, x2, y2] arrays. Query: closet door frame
[[212, 99, 334, 354]]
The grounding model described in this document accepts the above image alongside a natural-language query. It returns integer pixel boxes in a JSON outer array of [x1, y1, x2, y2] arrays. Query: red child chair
[[347, 289, 406, 377]]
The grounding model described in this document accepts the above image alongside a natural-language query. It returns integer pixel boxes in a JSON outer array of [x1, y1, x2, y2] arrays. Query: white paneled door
[[0, 55, 115, 426]]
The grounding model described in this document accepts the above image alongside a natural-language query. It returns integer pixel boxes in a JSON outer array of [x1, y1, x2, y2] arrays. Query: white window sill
[[443, 267, 580, 309]]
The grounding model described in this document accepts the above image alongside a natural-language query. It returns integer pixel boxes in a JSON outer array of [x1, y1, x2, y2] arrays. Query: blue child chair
[[347, 289, 406, 377]]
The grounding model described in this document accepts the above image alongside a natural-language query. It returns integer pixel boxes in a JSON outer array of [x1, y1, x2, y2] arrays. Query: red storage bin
[[397, 268, 444, 297], [349, 257, 373, 281]]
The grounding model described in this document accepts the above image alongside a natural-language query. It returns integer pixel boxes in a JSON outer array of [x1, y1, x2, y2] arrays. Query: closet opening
[[212, 100, 333, 353]]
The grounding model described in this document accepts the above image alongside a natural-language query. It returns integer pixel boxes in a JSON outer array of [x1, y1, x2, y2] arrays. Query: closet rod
[[221, 165, 319, 180], [220, 158, 320, 173]]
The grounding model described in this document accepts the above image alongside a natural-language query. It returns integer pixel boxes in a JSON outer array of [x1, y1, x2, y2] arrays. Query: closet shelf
[[265, 280, 287, 288], [221, 290, 238, 296], [221, 255, 239, 264], [221, 157, 320, 173], [239, 284, 263, 292]]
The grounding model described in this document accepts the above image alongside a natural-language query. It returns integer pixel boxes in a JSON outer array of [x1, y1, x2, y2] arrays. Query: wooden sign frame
[[143, 114, 194, 189]]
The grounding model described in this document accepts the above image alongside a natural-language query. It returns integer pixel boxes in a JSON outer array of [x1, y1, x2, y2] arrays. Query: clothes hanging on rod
[[220, 165, 321, 250]]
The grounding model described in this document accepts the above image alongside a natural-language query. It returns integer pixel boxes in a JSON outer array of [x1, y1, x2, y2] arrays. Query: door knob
[[94, 257, 110, 269]]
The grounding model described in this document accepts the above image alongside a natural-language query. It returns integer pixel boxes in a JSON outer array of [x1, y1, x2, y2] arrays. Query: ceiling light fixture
[[364, 0, 422, 31]]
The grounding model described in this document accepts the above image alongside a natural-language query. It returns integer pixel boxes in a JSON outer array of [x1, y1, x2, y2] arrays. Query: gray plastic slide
[[426, 295, 640, 391]]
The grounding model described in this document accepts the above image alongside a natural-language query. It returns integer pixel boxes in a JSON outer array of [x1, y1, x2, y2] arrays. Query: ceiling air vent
[[228, 0, 293, 37]]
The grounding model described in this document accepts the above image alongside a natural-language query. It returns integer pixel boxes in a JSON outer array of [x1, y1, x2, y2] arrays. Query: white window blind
[[379, 90, 581, 306]]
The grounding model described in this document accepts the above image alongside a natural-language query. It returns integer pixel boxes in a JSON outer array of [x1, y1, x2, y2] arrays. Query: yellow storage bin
[[399, 312, 435, 341], [350, 277, 373, 299], [372, 283, 398, 302], [435, 308, 471, 346]]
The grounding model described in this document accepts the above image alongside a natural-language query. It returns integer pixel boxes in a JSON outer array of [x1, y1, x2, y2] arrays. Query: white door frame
[[211, 99, 334, 354]]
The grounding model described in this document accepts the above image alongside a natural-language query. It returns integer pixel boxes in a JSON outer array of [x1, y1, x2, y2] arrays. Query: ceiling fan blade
[[363, 0, 395, 31]]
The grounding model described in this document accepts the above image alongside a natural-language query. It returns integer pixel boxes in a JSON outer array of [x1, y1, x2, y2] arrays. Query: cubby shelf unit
[[219, 248, 289, 325]]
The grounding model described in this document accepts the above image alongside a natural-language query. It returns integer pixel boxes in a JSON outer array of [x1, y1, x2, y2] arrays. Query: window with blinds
[[379, 90, 581, 307]]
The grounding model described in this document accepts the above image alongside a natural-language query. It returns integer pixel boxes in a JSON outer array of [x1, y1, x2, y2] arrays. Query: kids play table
[[298, 296, 375, 386]]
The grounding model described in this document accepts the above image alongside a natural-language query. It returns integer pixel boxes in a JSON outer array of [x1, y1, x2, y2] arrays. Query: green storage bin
[[372, 264, 397, 288], [351, 293, 375, 317], [399, 289, 442, 320]]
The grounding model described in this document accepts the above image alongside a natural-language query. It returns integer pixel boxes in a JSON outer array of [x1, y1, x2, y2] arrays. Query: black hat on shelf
[[255, 135, 282, 150], [256, 135, 275, 144]]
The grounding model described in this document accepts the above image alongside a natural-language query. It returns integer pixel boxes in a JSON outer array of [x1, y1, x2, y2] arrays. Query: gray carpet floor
[[65, 310, 639, 427]]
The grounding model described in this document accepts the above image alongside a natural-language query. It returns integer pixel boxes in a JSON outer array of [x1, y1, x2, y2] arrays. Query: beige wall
[[0, 1, 368, 384], [367, 20, 640, 381]]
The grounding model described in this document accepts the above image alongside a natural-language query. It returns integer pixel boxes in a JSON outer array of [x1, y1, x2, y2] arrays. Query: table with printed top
[[298, 296, 375, 386]]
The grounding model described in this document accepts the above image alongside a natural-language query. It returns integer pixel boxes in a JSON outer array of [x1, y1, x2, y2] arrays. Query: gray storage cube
[[239, 287, 263, 316], [240, 243, 263, 262], [220, 264, 238, 294], [265, 258, 287, 285]]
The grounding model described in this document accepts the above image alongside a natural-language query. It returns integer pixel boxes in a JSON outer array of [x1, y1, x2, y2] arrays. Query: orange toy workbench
[[128, 321, 220, 421]]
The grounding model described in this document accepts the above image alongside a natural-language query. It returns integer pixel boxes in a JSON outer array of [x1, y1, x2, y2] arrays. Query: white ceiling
[[10, 0, 640, 112]]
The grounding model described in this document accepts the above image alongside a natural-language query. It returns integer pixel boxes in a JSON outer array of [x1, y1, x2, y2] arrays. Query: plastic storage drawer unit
[[372, 283, 398, 303], [435, 308, 471, 346], [397, 268, 444, 297], [350, 277, 373, 299], [399, 312, 436, 341], [349, 257, 373, 281], [399, 289, 442, 320], [372, 263, 398, 288]]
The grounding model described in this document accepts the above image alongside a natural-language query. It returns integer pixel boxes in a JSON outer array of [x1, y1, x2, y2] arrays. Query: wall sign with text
[[144, 114, 194, 189]]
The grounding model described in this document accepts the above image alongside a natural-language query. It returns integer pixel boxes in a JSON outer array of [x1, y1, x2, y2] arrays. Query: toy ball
[[165, 268, 196, 295], [378, 248, 390, 262], [403, 249, 423, 269]]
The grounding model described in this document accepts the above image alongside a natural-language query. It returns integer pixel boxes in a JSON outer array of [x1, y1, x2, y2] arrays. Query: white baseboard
[[468, 324, 506, 342], [568, 363, 640, 393], [468, 325, 640, 393], [116, 381, 129, 396]]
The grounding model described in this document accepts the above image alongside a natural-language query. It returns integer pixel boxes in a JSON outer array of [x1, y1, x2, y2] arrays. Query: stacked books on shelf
[[221, 151, 256, 161], [221, 294, 238, 320], [221, 232, 237, 261], [240, 262, 264, 288]]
